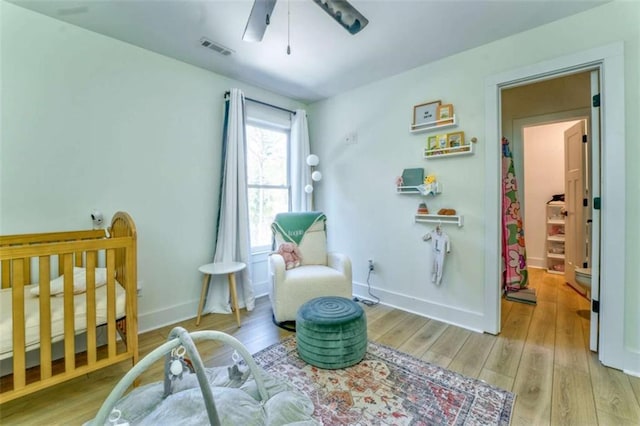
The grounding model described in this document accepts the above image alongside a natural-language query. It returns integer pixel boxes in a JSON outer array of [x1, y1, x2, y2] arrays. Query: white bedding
[[0, 282, 127, 359]]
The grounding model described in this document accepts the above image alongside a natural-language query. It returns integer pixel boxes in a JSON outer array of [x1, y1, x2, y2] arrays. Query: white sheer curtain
[[290, 109, 312, 212], [205, 88, 255, 314]]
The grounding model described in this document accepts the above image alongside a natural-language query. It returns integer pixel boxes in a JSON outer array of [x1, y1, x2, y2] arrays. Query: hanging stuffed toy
[[167, 346, 194, 383], [422, 225, 451, 285]]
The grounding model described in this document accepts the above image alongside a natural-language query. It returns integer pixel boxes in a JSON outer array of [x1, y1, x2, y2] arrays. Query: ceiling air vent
[[199, 38, 234, 56]]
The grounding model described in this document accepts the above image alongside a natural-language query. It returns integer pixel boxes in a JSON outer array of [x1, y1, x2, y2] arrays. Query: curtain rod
[[224, 91, 297, 115]]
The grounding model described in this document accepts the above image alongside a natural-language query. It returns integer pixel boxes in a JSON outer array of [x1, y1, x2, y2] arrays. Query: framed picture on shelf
[[447, 131, 464, 148], [413, 100, 441, 128], [436, 104, 454, 125], [427, 135, 438, 151]]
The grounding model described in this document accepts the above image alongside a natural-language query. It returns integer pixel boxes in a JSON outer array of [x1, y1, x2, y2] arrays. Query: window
[[246, 123, 290, 251]]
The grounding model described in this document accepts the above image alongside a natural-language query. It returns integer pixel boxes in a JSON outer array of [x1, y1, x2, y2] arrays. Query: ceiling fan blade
[[312, 0, 369, 35], [243, 0, 277, 42]]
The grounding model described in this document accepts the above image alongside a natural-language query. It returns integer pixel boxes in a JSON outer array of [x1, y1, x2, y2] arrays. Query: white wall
[[523, 122, 575, 268], [308, 0, 640, 355], [0, 1, 303, 331], [308, 66, 490, 330]]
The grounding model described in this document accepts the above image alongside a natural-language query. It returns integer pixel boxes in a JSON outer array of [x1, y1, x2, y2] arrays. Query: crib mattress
[[0, 283, 126, 359]]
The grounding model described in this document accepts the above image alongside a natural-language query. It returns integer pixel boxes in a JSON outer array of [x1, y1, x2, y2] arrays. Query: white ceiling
[[9, 0, 608, 103]]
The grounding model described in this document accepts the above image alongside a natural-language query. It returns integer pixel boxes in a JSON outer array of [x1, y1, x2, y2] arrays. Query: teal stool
[[296, 296, 367, 369]]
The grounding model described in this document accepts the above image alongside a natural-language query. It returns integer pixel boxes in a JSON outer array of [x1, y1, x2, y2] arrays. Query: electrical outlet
[[137, 280, 143, 297], [368, 259, 375, 272]]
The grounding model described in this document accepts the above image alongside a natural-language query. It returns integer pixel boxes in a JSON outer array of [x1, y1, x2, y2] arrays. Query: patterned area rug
[[253, 337, 515, 425]]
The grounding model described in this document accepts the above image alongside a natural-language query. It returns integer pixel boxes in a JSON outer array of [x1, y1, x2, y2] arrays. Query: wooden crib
[[0, 212, 138, 404]]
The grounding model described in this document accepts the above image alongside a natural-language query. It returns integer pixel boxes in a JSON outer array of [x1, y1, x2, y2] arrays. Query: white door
[[564, 121, 586, 292]]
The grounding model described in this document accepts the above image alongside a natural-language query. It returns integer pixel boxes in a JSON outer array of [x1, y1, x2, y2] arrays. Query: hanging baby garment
[[423, 226, 451, 285]]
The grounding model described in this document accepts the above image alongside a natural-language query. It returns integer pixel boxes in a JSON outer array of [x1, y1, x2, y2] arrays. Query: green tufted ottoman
[[296, 296, 367, 369]]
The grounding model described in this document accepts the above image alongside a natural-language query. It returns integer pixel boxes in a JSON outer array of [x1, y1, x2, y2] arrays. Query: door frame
[[484, 42, 628, 370]]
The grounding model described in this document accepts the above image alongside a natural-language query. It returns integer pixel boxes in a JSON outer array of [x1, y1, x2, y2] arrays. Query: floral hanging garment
[[501, 137, 529, 292]]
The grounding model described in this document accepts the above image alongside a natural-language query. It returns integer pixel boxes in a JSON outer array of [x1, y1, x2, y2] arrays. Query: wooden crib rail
[[0, 229, 108, 246], [1, 238, 130, 288]]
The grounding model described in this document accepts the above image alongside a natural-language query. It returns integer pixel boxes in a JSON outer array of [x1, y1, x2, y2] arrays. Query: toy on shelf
[[417, 174, 438, 196], [417, 202, 429, 214], [437, 208, 457, 215]]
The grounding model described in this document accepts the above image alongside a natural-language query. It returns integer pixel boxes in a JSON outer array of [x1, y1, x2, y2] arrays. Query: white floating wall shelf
[[410, 115, 458, 134], [415, 213, 464, 228], [424, 142, 474, 159], [396, 182, 442, 195]]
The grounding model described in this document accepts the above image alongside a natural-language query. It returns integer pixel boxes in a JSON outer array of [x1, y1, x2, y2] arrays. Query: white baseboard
[[138, 301, 198, 334], [527, 257, 546, 269], [352, 281, 486, 334], [253, 280, 269, 299], [527, 265, 547, 270], [139, 279, 485, 335], [624, 368, 640, 378], [138, 281, 271, 334]]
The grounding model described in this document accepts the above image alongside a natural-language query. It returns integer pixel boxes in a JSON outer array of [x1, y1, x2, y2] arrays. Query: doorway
[[520, 118, 590, 295], [484, 42, 630, 372], [502, 71, 595, 343]]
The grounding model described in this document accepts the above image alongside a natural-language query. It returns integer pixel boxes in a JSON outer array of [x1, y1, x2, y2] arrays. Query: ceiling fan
[[243, 0, 369, 42]]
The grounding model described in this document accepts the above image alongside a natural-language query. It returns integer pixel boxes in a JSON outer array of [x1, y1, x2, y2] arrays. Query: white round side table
[[196, 261, 246, 327]]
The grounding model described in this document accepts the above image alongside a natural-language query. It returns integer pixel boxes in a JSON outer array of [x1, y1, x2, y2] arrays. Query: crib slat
[[38, 256, 52, 380], [23, 258, 31, 286], [11, 259, 26, 390], [1, 259, 10, 288], [106, 250, 116, 358], [75, 251, 83, 268], [86, 251, 97, 365], [62, 254, 75, 372]]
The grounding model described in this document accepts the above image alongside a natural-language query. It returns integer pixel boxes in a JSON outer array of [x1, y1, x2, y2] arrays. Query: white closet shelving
[[546, 201, 565, 274]]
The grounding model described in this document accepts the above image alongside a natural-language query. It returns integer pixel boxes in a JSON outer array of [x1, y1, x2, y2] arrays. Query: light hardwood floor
[[1, 268, 639, 425]]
